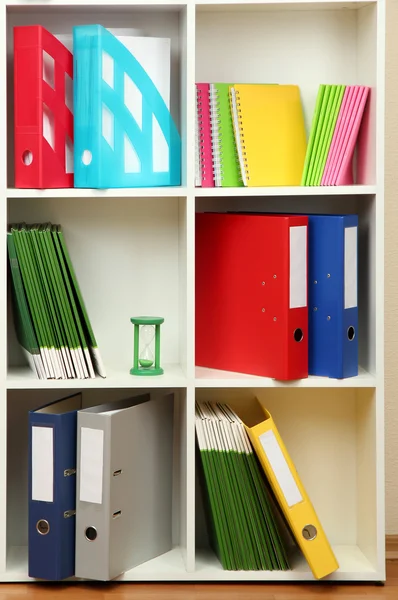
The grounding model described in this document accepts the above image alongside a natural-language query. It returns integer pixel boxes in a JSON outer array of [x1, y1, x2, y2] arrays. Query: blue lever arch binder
[[308, 214, 358, 379], [28, 393, 82, 580], [73, 25, 181, 188]]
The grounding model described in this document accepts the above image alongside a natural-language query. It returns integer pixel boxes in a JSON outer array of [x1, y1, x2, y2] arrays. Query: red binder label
[[14, 25, 73, 189]]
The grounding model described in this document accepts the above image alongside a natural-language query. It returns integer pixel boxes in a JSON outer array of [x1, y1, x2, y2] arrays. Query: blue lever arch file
[[73, 25, 181, 188], [28, 393, 82, 580], [308, 214, 358, 379]]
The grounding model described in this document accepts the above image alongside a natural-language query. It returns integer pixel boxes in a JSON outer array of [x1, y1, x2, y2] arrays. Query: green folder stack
[[195, 401, 290, 571], [301, 84, 346, 186], [7, 223, 106, 380]]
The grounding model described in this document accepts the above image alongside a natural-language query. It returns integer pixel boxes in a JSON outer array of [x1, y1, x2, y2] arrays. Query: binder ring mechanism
[[302, 524, 317, 541]]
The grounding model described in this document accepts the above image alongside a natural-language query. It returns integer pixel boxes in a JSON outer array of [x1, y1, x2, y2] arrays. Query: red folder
[[195, 212, 308, 380], [14, 26, 73, 189]]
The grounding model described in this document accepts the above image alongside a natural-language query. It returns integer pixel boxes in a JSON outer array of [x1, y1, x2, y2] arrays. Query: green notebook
[[210, 83, 243, 187], [301, 85, 326, 185], [11, 224, 57, 379], [195, 401, 290, 571], [312, 85, 345, 185], [53, 225, 106, 378], [7, 233, 45, 379]]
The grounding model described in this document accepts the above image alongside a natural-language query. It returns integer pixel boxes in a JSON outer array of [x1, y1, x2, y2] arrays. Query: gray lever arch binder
[[75, 392, 174, 580]]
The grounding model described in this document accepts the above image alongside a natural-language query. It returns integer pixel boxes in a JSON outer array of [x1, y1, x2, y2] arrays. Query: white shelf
[[195, 366, 377, 387], [7, 187, 188, 199], [5, 545, 381, 582], [7, 365, 187, 389], [195, 185, 377, 197], [5, 546, 189, 582], [194, 546, 380, 581]]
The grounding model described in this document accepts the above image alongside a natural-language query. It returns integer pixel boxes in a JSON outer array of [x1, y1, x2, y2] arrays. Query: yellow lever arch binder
[[241, 399, 339, 579]]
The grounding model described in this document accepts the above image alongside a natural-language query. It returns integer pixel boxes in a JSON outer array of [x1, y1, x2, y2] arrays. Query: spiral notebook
[[196, 83, 215, 187], [230, 84, 306, 187], [210, 83, 242, 187]]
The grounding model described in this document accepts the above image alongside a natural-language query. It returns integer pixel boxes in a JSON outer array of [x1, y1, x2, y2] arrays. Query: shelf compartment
[[5, 387, 190, 578], [195, 193, 378, 378], [7, 196, 188, 381], [196, 1, 380, 187], [194, 387, 384, 580], [7, 4, 188, 188]]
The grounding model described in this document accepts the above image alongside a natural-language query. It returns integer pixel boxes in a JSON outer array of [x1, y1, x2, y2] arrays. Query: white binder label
[[80, 428, 104, 504], [344, 227, 357, 309], [259, 430, 302, 508], [32, 426, 54, 502], [289, 226, 307, 309]]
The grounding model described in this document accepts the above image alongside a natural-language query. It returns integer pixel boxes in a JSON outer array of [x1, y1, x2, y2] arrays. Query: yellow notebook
[[237, 399, 339, 579], [230, 84, 307, 186]]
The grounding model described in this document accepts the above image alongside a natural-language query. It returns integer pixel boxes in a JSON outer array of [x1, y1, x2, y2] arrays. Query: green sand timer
[[130, 316, 164, 376]]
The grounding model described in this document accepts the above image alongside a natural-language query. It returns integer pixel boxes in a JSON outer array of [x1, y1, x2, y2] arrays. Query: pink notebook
[[321, 86, 353, 186], [335, 86, 370, 185], [196, 83, 215, 188], [331, 87, 365, 185]]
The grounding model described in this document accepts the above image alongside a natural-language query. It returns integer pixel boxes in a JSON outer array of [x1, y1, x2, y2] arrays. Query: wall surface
[[385, 0, 398, 534]]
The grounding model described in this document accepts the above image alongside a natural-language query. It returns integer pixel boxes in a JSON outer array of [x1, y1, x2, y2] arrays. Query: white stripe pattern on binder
[[32, 426, 54, 502], [289, 225, 307, 309], [80, 427, 104, 504], [259, 430, 302, 508], [344, 226, 357, 309]]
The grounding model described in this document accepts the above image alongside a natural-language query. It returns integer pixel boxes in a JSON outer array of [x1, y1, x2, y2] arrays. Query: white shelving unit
[[0, 0, 385, 583]]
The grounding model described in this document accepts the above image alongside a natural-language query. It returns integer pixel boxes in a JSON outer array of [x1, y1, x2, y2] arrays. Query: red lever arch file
[[14, 26, 73, 189], [195, 212, 308, 380]]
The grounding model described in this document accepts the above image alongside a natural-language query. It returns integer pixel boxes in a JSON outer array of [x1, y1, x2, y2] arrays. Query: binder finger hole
[[302, 524, 317, 541], [82, 150, 92, 166], [36, 519, 50, 535], [85, 526, 97, 541], [294, 328, 303, 342], [22, 150, 33, 166], [347, 326, 355, 341]]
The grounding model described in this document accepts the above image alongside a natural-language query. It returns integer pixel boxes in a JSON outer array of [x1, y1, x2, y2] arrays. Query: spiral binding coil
[[233, 89, 249, 186], [209, 84, 223, 186], [195, 85, 202, 186]]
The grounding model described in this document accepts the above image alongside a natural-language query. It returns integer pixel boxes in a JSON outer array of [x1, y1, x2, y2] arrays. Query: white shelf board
[[196, 0, 375, 6], [195, 185, 377, 197], [7, 364, 187, 389], [4, 545, 381, 582], [7, 187, 187, 199], [5, 546, 188, 582], [195, 366, 376, 387], [194, 546, 380, 581]]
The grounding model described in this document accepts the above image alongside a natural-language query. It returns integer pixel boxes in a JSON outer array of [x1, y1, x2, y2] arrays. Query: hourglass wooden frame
[[130, 316, 164, 376]]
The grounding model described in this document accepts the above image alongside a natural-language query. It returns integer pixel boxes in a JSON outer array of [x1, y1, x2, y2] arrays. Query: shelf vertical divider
[[375, 0, 386, 579], [0, 0, 7, 574], [180, 0, 196, 573]]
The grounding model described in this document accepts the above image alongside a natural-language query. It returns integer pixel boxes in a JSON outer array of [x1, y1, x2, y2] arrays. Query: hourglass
[[130, 316, 164, 376]]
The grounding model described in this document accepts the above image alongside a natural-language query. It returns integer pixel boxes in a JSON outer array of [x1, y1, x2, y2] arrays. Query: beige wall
[[385, 0, 398, 535]]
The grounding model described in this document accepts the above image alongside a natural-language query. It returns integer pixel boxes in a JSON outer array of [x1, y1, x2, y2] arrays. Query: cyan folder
[[73, 25, 181, 188], [308, 214, 358, 379], [28, 393, 82, 580]]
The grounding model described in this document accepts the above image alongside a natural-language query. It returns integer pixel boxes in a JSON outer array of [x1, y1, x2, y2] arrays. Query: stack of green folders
[[195, 402, 290, 571], [7, 223, 106, 380]]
